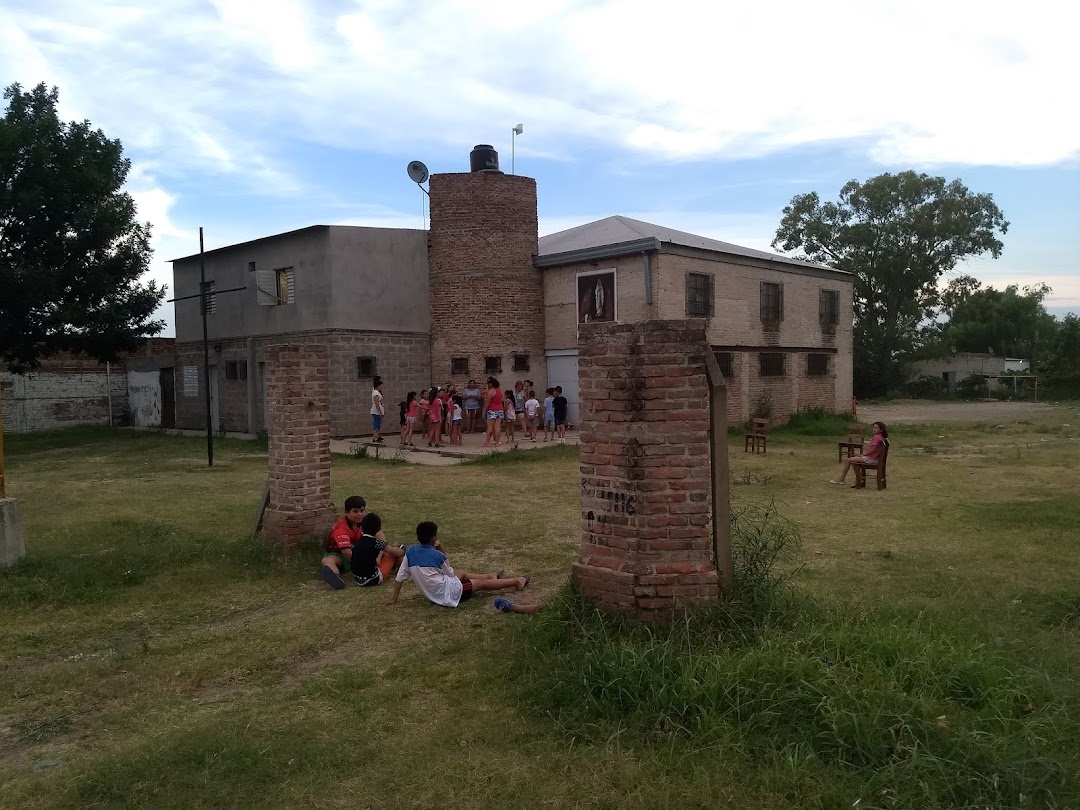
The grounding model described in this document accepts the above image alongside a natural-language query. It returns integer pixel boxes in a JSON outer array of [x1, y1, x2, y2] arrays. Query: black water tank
[[469, 144, 500, 173]]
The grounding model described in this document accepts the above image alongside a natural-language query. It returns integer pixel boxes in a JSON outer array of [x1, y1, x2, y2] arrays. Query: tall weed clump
[[511, 502, 1074, 807]]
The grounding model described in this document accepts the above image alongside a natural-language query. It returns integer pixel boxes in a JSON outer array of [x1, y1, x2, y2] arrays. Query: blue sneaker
[[493, 597, 514, 613], [320, 564, 345, 590]]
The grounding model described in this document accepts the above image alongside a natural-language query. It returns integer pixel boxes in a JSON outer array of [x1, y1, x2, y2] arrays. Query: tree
[[933, 277, 1058, 362], [771, 171, 1008, 396], [0, 82, 164, 373]]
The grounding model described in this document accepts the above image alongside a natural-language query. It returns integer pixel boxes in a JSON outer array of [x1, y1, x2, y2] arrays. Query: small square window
[[714, 351, 734, 378], [357, 356, 377, 377], [686, 273, 713, 317], [759, 352, 785, 377], [807, 353, 830, 376], [452, 357, 469, 375], [485, 356, 502, 374], [225, 360, 238, 380], [512, 353, 530, 372], [760, 282, 782, 324]]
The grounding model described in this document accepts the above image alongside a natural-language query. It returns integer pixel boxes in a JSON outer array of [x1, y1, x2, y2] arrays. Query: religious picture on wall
[[577, 271, 616, 324]]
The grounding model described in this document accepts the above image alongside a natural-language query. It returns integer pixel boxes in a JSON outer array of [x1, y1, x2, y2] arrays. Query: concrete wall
[[127, 371, 162, 427], [172, 226, 429, 343], [1, 367, 128, 432], [174, 329, 430, 437], [907, 353, 1029, 388]]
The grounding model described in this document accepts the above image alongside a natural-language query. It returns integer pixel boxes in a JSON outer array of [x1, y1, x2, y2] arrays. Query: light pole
[[511, 123, 523, 174]]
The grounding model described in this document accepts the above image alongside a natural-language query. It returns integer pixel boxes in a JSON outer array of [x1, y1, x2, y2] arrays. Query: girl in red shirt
[[403, 391, 419, 447], [482, 376, 504, 448], [831, 421, 888, 485], [427, 386, 444, 447]]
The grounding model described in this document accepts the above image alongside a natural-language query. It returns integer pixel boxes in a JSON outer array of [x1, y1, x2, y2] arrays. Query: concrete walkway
[[329, 427, 580, 465]]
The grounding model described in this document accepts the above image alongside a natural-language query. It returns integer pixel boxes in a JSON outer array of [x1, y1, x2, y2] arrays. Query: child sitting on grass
[[350, 512, 404, 587], [321, 495, 380, 590], [382, 521, 528, 609]]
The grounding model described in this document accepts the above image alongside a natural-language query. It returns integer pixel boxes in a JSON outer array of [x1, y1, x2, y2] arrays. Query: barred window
[[485, 356, 502, 374], [760, 282, 783, 323], [714, 351, 734, 378], [819, 289, 839, 332], [225, 360, 238, 380], [807, 353, 830, 376], [452, 357, 469, 375], [759, 352, 785, 376], [686, 273, 713, 317], [357, 356, 377, 377], [512, 353, 530, 372]]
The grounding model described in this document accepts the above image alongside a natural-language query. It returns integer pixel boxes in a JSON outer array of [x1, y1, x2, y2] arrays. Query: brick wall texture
[[261, 344, 337, 545], [573, 319, 720, 621], [174, 329, 430, 437], [427, 172, 546, 389]]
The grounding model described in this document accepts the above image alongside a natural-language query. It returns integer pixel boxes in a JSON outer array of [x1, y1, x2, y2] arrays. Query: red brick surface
[[428, 172, 545, 388], [261, 344, 337, 545], [573, 320, 720, 620]]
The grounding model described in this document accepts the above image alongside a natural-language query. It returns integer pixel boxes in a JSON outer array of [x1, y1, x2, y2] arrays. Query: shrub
[[956, 374, 987, 399], [906, 374, 948, 399]]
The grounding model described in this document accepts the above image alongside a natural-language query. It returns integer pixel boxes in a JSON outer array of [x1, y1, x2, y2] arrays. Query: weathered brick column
[[262, 345, 336, 544], [573, 320, 720, 620]]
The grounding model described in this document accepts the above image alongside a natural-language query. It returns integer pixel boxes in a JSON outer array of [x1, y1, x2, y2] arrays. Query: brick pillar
[[262, 345, 336, 544], [573, 320, 720, 620]]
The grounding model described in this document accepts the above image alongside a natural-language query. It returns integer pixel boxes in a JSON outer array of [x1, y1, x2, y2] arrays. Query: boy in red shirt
[[320, 495, 398, 590]]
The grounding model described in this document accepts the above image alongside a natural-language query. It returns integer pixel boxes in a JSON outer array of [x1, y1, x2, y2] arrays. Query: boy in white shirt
[[524, 390, 540, 442], [370, 376, 385, 443], [382, 521, 528, 609]]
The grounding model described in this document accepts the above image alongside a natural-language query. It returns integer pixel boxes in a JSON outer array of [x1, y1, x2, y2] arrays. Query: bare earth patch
[[862, 400, 1075, 424]]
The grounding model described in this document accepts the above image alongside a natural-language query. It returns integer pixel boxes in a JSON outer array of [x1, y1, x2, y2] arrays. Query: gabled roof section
[[536, 215, 843, 275]]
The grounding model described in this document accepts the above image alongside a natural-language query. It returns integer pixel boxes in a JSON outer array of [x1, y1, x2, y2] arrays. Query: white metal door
[[546, 351, 580, 426]]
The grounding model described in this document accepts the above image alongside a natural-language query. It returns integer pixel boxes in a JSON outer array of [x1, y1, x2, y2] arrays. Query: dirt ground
[[860, 399, 1077, 424]]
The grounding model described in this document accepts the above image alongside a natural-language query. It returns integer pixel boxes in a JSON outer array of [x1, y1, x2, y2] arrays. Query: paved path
[[329, 428, 580, 465]]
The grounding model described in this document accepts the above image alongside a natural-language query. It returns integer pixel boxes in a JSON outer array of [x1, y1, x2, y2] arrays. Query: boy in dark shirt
[[351, 512, 404, 587], [320, 495, 399, 590], [552, 386, 568, 443]]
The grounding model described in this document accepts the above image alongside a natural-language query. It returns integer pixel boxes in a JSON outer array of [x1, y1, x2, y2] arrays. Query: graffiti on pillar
[[583, 479, 636, 527]]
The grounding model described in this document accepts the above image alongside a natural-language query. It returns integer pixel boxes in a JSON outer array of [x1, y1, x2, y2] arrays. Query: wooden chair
[[744, 418, 768, 454], [853, 440, 889, 490], [837, 422, 867, 463]]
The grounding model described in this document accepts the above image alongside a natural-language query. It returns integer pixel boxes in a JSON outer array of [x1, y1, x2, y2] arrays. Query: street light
[[512, 123, 523, 174]]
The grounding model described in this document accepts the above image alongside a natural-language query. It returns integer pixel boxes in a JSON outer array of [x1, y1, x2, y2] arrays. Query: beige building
[[538, 216, 854, 425], [169, 149, 854, 436]]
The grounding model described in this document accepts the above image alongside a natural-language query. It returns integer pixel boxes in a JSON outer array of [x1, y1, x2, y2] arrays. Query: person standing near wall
[[371, 376, 385, 443], [463, 380, 482, 434]]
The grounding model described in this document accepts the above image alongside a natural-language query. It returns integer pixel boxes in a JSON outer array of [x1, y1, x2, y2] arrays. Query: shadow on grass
[[0, 519, 323, 608]]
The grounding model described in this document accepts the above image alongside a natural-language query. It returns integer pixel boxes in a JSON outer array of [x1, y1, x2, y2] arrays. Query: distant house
[[170, 147, 855, 437], [907, 352, 1030, 390]]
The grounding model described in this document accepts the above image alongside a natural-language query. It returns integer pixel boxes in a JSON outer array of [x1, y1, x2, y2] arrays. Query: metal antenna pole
[[200, 227, 213, 468]]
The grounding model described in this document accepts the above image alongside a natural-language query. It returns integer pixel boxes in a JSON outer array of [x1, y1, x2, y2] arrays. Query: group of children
[[319, 496, 539, 614], [396, 379, 570, 448]]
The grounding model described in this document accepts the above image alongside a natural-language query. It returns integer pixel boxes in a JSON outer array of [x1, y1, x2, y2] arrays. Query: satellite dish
[[406, 160, 429, 184], [950, 346, 957, 355], [988, 346, 995, 354]]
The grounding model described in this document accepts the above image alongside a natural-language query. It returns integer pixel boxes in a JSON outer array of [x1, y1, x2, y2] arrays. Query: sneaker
[[320, 564, 345, 590], [494, 597, 514, 613]]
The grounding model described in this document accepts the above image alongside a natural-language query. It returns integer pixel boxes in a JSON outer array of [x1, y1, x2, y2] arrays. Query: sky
[[3, 0, 1078, 336]]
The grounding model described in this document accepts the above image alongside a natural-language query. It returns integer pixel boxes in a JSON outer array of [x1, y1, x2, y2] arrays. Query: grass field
[[1, 410, 1078, 809]]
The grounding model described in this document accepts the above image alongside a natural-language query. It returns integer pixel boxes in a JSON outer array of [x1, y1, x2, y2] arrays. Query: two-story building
[[171, 147, 853, 436]]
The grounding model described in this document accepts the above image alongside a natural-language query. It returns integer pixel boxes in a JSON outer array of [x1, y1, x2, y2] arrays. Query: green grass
[[2, 412, 1079, 808]]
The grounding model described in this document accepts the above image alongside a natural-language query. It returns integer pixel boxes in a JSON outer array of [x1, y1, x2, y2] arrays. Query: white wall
[[127, 371, 162, 427]]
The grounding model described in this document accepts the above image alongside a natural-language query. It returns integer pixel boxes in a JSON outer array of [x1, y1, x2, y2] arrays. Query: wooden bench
[[744, 418, 768, 454], [837, 422, 866, 463], [853, 440, 889, 490]]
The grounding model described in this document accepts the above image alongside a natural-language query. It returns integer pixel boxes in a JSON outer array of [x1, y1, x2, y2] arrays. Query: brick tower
[[427, 147, 544, 388]]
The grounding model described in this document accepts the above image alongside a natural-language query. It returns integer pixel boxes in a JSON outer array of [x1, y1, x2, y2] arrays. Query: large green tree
[[932, 276, 1058, 361], [771, 171, 1009, 396], [0, 82, 164, 373]]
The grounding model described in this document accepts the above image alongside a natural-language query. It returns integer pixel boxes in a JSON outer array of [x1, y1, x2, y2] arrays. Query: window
[[485, 356, 502, 374], [760, 282, 783, 324], [255, 266, 294, 305], [202, 281, 217, 314], [759, 352, 786, 376], [238, 360, 247, 380], [807, 353, 830, 376], [357, 356, 377, 377], [686, 273, 714, 317], [819, 289, 839, 332], [714, 351, 734, 379], [452, 357, 470, 375], [512, 353, 530, 372], [225, 360, 238, 380]]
